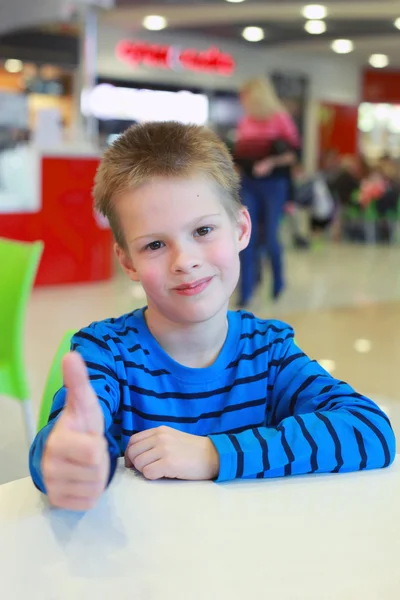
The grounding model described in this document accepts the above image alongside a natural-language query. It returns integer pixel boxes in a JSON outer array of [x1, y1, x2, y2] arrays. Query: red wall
[[318, 103, 359, 160], [0, 156, 113, 285], [363, 69, 400, 104]]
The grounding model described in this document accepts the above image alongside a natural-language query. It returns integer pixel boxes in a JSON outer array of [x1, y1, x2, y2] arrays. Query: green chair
[[37, 330, 75, 432], [0, 237, 43, 444]]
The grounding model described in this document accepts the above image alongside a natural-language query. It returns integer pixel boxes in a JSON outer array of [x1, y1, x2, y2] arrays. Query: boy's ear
[[237, 207, 252, 252], [114, 244, 140, 282]]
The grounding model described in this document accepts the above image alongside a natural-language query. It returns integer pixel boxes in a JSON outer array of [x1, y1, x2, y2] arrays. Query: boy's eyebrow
[[131, 213, 222, 242]]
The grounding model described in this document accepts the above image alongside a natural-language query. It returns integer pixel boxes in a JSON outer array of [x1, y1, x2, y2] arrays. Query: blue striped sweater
[[29, 308, 396, 490]]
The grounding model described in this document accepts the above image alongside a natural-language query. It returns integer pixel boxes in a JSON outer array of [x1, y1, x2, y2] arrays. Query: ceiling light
[[304, 20, 326, 35], [331, 39, 354, 54], [369, 54, 389, 69], [225, 0, 246, 3], [4, 59, 23, 73], [354, 339, 372, 353], [302, 5, 327, 20], [394, 18, 400, 30], [142, 15, 167, 31], [242, 26, 264, 42]]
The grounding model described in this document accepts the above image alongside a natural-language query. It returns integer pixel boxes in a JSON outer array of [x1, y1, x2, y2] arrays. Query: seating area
[[0, 236, 80, 443], [0, 238, 43, 444], [342, 191, 400, 244]]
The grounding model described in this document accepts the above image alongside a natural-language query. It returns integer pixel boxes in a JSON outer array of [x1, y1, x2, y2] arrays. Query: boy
[[29, 122, 395, 511]]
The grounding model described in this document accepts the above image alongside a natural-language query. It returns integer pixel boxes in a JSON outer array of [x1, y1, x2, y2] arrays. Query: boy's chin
[[165, 299, 230, 324], [184, 300, 229, 321]]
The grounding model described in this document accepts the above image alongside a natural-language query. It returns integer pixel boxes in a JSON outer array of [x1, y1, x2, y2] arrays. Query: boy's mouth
[[173, 277, 214, 296]]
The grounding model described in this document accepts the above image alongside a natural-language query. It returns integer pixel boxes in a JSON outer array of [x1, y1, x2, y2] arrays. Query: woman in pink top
[[234, 77, 300, 305]]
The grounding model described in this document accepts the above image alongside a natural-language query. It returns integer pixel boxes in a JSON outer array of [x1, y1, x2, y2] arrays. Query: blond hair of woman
[[239, 77, 286, 120]]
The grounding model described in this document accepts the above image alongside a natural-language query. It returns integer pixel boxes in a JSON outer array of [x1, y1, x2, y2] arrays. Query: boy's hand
[[125, 426, 220, 481], [42, 352, 110, 511]]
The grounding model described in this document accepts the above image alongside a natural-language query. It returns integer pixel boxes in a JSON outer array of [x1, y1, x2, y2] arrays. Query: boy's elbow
[[367, 420, 396, 471], [384, 424, 396, 467], [344, 402, 397, 471]]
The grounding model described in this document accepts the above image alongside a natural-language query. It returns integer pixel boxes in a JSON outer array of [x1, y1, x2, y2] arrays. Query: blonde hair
[[240, 76, 284, 119], [93, 121, 242, 248]]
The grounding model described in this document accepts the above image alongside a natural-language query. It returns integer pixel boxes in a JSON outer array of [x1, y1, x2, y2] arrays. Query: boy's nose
[[171, 248, 201, 273]]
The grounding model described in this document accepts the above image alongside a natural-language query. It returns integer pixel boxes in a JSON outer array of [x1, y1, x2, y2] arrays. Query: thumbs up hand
[[42, 352, 110, 511]]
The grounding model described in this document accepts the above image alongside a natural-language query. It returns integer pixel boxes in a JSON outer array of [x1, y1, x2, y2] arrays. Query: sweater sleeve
[[276, 111, 300, 148], [29, 324, 122, 493], [209, 325, 396, 482]]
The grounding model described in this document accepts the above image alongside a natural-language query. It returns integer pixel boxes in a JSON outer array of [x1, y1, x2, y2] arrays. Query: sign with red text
[[116, 40, 235, 76]]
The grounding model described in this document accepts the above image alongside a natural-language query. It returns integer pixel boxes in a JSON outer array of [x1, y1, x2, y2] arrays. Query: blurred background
[[0, 0, 400, 484]]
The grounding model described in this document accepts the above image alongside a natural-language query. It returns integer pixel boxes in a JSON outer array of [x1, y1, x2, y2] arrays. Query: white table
[[1, 459, 400, 600]]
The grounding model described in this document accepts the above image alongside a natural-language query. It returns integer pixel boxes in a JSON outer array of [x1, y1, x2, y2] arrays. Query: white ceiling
[[100, 1, 400, 67], [103, 1, 400, 27]]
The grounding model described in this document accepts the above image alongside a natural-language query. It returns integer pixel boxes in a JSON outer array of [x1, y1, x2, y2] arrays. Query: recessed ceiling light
[[142, 15, 167, 31], [369, 54, 389, 69], [4, 58, 23, 73], [304, 20, 327, 35], [242, 26, 264, 42], [226, 0, 246, 3], [302, 5, 327, 20], [331, 39, 354, 54], [394, 17, 400, 30]]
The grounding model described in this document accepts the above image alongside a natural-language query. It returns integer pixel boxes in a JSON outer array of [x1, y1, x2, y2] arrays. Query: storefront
[[82, 78, 243, 150], [85, 33, 245, 148], [359, 70, 400, 161], [0, 62, 75, 211], [0, 56, 112, 286], [93, 22, 362, 171], [0, 24, 79, 162], [317, 69, 400, 165]]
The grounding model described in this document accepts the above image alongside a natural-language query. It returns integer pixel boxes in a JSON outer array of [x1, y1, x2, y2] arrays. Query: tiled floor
[[1, 243, 399, 484]]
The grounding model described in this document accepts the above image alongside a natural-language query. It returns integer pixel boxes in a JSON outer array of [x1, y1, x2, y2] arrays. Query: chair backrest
[[37, 330, 75, 431], [0, 237, 43, 401]]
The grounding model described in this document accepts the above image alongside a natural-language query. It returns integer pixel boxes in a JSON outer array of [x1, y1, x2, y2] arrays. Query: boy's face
[[115, 176, 251, 325]]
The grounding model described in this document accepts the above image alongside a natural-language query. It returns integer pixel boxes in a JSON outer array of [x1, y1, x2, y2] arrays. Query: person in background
[[377, 154, 400, 216], [332, 155, 366, 208], [318, 149, 341, 241], [292, 160, 335, 244], [366, 155, 400, 241], [234, 77, 300, 306], [320, 148, 340, 191], [283, 167, 310, 250], [310, 149, 338, 239], [309, 173, 336, 239]]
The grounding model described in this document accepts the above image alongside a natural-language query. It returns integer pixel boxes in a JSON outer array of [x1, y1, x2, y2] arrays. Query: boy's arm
[[209, 326, 396, 482], [29, 326, 121, 494]]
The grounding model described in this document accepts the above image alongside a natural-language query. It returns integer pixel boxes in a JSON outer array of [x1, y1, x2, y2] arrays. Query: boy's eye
[[195, 226, 213, 237], [145, 241, 164, 251]]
